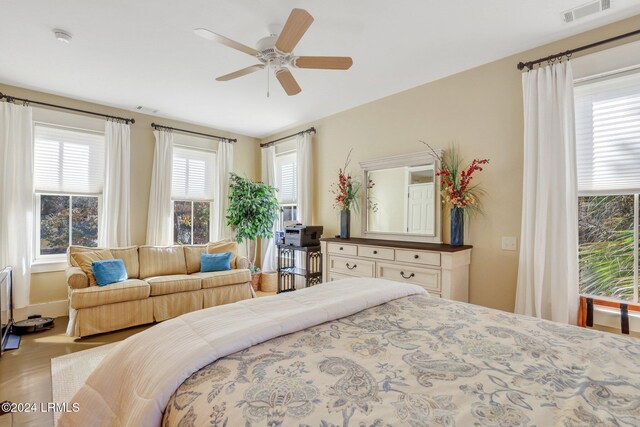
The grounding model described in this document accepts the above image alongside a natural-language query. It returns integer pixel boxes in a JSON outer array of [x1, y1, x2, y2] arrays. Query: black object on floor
[[4, 334, 20, 351], [11, 315, 54, 335]]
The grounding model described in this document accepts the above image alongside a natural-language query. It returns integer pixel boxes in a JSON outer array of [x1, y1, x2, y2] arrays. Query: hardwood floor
[[0, 317, 149, 427], [0, 291, 277, 427]]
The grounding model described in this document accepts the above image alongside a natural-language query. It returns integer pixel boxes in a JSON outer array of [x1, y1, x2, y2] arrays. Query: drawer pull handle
[[373, 250, 378, 254], [346, 263, 357, 270], [400, 271, 415, 279], [414, 254, 419, 259], [339, 247, 344, 250]]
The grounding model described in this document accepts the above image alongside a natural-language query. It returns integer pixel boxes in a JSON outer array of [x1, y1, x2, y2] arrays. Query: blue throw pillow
[[201, 252, 232, 272], [92, 259, 128, 286]]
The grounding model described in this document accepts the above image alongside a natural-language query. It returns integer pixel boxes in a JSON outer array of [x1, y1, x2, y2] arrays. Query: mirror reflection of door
[[367, 164, 435, 235], [406, 166, 434, 234]]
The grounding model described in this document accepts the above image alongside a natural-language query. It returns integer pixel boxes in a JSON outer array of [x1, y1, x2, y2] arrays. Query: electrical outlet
[[502, 236, 517, 251]]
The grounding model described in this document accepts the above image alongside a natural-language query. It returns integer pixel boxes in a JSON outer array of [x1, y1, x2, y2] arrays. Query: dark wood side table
[[277, 244, 322, 293]]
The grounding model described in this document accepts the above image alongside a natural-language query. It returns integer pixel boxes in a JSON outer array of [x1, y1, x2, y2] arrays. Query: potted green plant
[[226, 173, 280, 291]]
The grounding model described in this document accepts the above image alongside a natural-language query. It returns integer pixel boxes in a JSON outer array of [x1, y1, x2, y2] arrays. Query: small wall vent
[[562, 0, 611, 23]]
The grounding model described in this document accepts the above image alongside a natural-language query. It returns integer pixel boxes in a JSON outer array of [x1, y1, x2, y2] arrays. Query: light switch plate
[[502, 236, 517, 251]]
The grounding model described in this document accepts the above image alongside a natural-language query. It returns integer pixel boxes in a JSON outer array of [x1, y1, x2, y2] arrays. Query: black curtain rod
[[517, 28, 640, 70], [151, 123, 237, 143], [0, 91, 135, 124], [260, 126, 316, 148]]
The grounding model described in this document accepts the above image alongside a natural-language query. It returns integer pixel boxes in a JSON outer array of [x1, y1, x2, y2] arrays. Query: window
[[172, 146, 215, 244], [34, 124, 104, 258], [575, 70, 640, 303], [275, 152, 297, 229]]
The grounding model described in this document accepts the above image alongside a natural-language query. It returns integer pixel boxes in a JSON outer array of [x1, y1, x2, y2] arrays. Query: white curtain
[[213, 139, 234, 241], [296, 132, 312, 225], [0, 102, 33, 309], [295, 132, 313, 288], [146, 130, 173, 246], [515, 62, 579, 325], [99, 120, 131, 247], [261, 145, 277, 272]]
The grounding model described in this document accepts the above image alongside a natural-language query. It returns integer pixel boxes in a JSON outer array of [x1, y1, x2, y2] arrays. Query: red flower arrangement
[[422, 141, 489, 211], [331, 149, 371, 211]]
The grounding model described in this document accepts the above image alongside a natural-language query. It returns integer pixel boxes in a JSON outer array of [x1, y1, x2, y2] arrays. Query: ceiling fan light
[[53, 29, 72, 43]]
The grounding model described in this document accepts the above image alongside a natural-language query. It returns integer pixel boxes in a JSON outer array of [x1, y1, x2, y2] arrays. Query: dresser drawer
[[327, 243, 358, 256], [395, 249, 441, 267], [329, 256, 375, 278], [358, 245, 394, 261], [377, 262, 441, 292], [328, 272, 354, 282]]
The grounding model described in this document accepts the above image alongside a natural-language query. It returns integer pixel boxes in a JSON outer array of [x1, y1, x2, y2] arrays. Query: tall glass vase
[[340, 209, 351, 239], [450, 208, 464, 246]]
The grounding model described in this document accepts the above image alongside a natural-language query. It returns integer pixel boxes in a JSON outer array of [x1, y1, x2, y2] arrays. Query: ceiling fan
[[194, 8, 353, 96]]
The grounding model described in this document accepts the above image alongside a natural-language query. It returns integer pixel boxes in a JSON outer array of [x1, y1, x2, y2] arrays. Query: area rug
[[50, 343, 116, 425]]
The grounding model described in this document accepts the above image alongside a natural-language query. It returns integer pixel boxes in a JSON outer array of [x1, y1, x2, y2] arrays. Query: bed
[[59, 279, 640, 427]]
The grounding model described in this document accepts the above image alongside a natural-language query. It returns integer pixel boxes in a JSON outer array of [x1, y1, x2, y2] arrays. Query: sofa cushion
[[191, 269, 251, 289], [68, 245, 100, 267], [70, 279, 150, 309], [138, 246, 188, 279], [144, 274, 202, 296], [69, 245, 140, 279], [71, 250, 114, 286], [206, 241, 238, 269], [110, 246, 140, 279], [183, 245, 208, 274]]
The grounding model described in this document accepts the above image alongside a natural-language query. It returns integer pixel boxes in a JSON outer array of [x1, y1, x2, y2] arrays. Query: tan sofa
[[64, 241, 254, 337]]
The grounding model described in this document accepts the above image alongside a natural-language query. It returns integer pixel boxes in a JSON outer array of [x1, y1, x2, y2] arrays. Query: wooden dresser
[[320, 237, 471, 302]]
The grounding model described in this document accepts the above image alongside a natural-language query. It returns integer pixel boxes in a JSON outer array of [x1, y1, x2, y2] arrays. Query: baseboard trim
[[14, 300, 68, 321]]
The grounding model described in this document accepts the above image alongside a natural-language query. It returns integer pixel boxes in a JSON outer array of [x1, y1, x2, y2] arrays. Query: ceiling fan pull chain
[[267, 67, 270, 98]]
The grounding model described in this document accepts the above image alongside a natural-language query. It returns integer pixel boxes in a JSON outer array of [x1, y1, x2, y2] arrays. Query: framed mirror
[[359, 151, 442, 243]]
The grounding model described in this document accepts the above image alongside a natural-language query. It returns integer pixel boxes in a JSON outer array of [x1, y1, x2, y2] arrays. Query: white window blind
[[575, 70, 640, 194], [276, 152, 297, 204], [34, 124, 104, 195], [172, 146, 216, 201]]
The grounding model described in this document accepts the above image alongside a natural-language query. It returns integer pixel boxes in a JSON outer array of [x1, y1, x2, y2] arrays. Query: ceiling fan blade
[[216, 64, 265, 81], [293, 56, 353, 70], [275, 9, 314, 54], [275, 68, 302, 96], [194, 28, 261, 57]]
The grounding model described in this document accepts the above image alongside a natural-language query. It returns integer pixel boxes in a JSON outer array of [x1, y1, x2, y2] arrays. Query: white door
[[407, 183, 434, 234]]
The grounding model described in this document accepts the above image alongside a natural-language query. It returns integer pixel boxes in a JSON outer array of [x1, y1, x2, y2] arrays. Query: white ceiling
[[2, 0, 640, 138]]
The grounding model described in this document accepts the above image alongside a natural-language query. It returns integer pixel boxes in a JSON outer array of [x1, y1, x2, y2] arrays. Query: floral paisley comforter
[[162, 294, 640, 427]]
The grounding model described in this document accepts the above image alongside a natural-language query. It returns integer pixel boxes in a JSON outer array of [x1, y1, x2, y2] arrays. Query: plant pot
[[450, 208, 464, 246], [250, 273, 262, 292], [340, 209, 351, 239]]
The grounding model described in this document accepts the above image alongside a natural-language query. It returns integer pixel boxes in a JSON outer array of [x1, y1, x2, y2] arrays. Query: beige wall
[[0, 83, 260, 305], [9, 14, 640, 310], [261, 15, 640, 313]]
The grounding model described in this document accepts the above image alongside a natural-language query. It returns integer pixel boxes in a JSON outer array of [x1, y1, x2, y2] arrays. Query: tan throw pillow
[[183, 245, 208, 274], [68, 245, 104, 267], [110, 246, 140, 279], [206, 241, 238, 269], [71, 249, 114, 286]]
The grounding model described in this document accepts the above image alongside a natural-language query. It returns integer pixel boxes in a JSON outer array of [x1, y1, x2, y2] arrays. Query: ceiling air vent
[[135, 106, 159, 114], [562, 0, 612, 23]]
